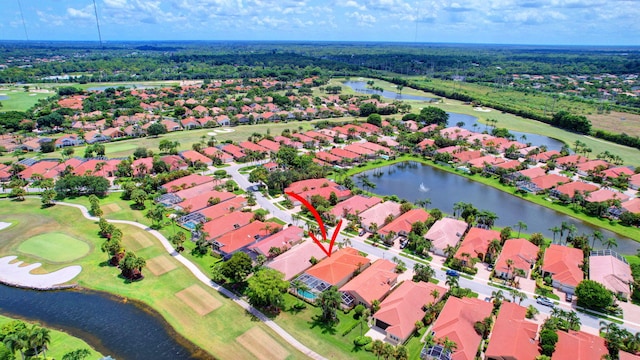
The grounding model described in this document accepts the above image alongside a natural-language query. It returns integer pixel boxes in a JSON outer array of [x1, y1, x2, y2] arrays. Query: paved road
[[227, 164, 640, 335], [55, 200, 327, 360]]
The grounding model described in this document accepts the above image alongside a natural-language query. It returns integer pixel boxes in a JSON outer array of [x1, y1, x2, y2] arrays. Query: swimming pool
[[297, 290, 317, 301], [182, 221, 197, 230]]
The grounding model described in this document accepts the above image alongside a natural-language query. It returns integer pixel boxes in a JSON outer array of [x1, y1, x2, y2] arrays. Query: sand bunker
[[0, 222, 11, 231], [0, 256, 82, 289], [214, 128, 235, 133], [473, 107, 492, 112]]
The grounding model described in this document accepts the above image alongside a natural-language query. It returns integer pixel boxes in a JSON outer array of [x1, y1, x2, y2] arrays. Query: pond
[[355, 161, 639, 255], [0, 96, 8, 101], [86, 84, 154, 91], [0, 285, 210, 360], [343, 81, 566, 151]]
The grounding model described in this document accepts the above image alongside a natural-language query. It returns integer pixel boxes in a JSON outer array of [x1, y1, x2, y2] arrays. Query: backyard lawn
[[0, 199, 307, 360]]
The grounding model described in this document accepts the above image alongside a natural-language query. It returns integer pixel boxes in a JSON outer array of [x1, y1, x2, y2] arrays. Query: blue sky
[[1, 0, 639, 45]]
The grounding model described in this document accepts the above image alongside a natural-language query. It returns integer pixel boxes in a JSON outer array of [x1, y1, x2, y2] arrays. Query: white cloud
[[343, 0, 367, 10], [67, 6, 93, 19], [348, 11, 377, 26]]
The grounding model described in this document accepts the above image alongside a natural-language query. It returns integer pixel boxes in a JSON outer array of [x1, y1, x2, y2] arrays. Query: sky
[[1, 0, 639, 45]]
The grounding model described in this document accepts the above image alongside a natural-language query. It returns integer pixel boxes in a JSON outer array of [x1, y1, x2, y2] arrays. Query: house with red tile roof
[[602, 167, 634, 179], [330, 195, 382, 219], [202, 147, 234, 163], [262, 162, 278, 172], [359, 141, 393, 155], [197, 196, 246, 221], [339, 259, 398, 308], [267, 240, 328, 280], [55, 134, 83, 148], [175, 190, 236, 213], [373, 281, 446, 345], [585, 188, 630, 203], [249, 225, 304, 257], [555, 154, 589, 169], [304, 247, 370, 288], [274, 136, 303, 149], [485, 302, 540, 360], [221, 144, 246, 160], [516, 166, 547, 180], [429, 297, 493, 360], [589, 251, 633, 299], [285, 178, 334, 194], [440, 126, 473, 140], [305, 130, 333, 142], [257, 138, 281, 153], [202, 211, 255, 241], [160, 119, 181, 132], [541, 244, 584, 294], [291, 133, 317, 146], [359, 201, 402, 233], [528, 150, 561, 163], [358, 123, 381, 134], [180, 150, 213, 166], [551, 330, 607, 360], [212, 220, 281, 256], [162, 174, 213, 193], [174, 182, 216, 201], [467, 155, 505, 168], [425, 218, 469, 257], [622, 198, 640, 214], [630, 173, 640, 190], [576, 159, 609, 176], [452, 150, 484, 163], [494, 238, 539, 279], [344, 143, 376, 158], [620, 352, 640, 360], [101, 127, 125, 140], [553, 181, 598, 198], [18, 160, 59, 181], [494, 159, 521, 170], [330, 147, 361, 161], [454, 227, 500, 265], [531, 174, 570, 191], [160, 155, 188, 171], [84, 130, 111, 144], [315, 151, 343, 164], [239, 141, 269, 153], [378, 208, 430, 239], [180, 117, 201, 129]]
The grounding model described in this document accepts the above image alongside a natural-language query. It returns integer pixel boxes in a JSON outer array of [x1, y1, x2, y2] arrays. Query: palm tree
[[4, 333, 27, 360], [603, 237, 618, 250], [599, 320, 614, 336], [29, 325, 51, 358], [444, 244, 457, 260], [487, 239, 502, 262], [591, 230, 604, 248], [566, 310, 581, 331], [506, 259, 514, 279], [491, 289, 505, 302], [559, 222, 570, 243], [440, 336, 458, 354], [445, 275, 459, 291], [549, 226, 561, 244], [394, 344, 409, 360], [515, 221, 527, 238], [318, 286, 341, 323], [430, 289, 440, 303], [371, 339, 385, 360]]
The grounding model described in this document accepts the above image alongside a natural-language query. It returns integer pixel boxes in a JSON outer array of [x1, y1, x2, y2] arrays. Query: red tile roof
[[531, 174, 570, 190], [344, 143, 375, 156], [330, 147, 360, 160], [374, 281, 446, 342], [379, 208, 430, 237], [576, 160, 609, 173], [267, 241, 328, 280], [430, 297, 493, 360], [360, 201, 402, 230], [315, 151, 343, 163], [202, 211, 255, 240], [257, 138, 281, 152], [552, 330, 607, 360], [601, 167, 634, 179], [248, 225, 304, 257], [555, 154, 589, 166], [585, 188, 630, 203], [284, 178, 333, 194], [454, 227, 500, 262], [485, 302, 540, 359], [180, 150, 213, 165], [19, 160, 59, 180], [239, 141, 269, 153], [197, 196, 246, 221], [542, 244, 584, 287], [622, 198, 640, 214], [305, 248, 370, 286], [339, 259, 398, 307], [214, 220, 281, 254], [175, 190, 236, 213], [330, 195, 382, 218], [162, 174, 212, 192], [518, 167, 547, 180], [221, 144, 246, 159], [554, 181, 598, 197], [495, 238, 539, 277], [425, 218, 468, 251]]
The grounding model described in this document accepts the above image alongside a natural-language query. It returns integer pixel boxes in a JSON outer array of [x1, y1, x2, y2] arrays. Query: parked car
[[565, 293, 573, 302], [399, 239, 408, 249], [445, 269, 459, 277], [536, 296, 555, 308], [358, 230, 366, 236], [487, 264, 494, 271]]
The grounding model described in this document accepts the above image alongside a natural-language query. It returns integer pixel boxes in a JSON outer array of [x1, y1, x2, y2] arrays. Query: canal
[[0, 284, 210, 360], [356, 161, 639, 255]]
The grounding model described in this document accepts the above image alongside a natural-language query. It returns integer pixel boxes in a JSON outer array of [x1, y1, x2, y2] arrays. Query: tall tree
[[318, 286, 341, 323], [246, 268, 289, 311]]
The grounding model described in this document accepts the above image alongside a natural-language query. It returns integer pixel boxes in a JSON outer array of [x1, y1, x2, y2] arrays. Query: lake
[[356, 161, 639, 254], [342, 81, 565, 151], [87, 84, 154, 91], [0, 284, 211, 360], [0, 96, 8, 101]]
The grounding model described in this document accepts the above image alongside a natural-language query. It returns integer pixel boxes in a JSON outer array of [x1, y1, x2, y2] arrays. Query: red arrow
[[286, 191, 343, 257]]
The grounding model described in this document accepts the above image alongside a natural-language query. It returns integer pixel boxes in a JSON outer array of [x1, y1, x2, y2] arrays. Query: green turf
[[0, 314, 103, 360], [0, 88, 53, 112], [17, 232, 90, 262]]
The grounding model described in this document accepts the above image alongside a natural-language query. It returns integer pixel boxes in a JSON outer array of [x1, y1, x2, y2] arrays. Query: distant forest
[[1, 41, 639, 84]]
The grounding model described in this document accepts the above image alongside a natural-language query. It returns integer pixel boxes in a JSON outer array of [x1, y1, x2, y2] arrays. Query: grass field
[[0, 314, 103, 360], [17, 232, 90, 262], [0, 87, 53, 112], [0, 199, 307, 360]]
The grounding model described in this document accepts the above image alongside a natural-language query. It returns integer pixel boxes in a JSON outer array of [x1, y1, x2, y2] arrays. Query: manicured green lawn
[[404, 327, 427, 360], [17, 232, 90, 262], [0, 199, 307, 360], [0, 87, 53, 112], [0, 314, 103, 359]]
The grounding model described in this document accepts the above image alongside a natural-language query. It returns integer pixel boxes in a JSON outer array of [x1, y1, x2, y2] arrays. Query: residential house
[[359, 201, 402, 233], [576, 160, 609, 176], [425, 218, 469, 257], [257, 138, 281, 153], [221, 144, 246, 160], [428, 297, 493, 360], [203, 147, 234, 163], [299, 248, 371, 294], [330, 195, 382, 219], [212, 220, 281, 257], [84, 130, 111, 144], [585, 188, 630, 204], [339, 259, 398, 308], [161, 119, 181, 132], [378, 208, 430, 240], [55, 134, 83, 148], [161, 155, 188, 171], [552, 330, 608, 360], [202, 211, 255, 242], [315, 151, 343, 165], [196, 197, 247, 222], [180, 117, 201, 129], [530, 174, 570, 191], [180, 150, 213, 166], [622, 198, 640, 214], [267, 241, 328, 280], [552, 181, 598, 199], [589, 251, 633, 300], [494, 238, 539, 279], [541, 244, 584, 294], [454, 227, 501, 265], [373, 281, 446, 345], [249, 225, 304, 258], [174, 190, 236, 213], [485, 302, 540, 360]]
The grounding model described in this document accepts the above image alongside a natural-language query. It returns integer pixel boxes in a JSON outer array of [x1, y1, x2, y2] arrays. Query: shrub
[[354, 336, 372, 347]]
